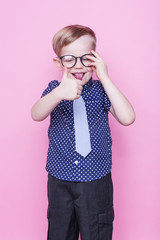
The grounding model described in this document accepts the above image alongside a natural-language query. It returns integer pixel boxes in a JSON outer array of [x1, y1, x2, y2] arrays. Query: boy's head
[[52, 24, 97, 86]]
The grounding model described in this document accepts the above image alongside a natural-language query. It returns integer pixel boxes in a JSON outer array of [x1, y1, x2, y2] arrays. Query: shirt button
[[74, 160, 78, 165]]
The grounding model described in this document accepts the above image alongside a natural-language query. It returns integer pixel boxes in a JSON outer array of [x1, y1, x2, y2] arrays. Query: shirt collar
[[82, 77, 93, 92]]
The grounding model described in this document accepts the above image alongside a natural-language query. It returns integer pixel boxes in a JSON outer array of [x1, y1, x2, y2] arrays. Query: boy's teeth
[[73, 73, 84, 80]]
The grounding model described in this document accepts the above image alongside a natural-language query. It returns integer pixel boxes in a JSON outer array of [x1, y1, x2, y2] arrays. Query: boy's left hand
[[86, 50, 109, 82]]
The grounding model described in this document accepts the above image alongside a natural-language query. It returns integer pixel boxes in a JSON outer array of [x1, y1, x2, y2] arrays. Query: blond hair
[[52, 24, 96, 57]]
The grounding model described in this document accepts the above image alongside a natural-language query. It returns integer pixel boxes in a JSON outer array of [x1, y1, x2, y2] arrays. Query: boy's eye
[[63, 56, 74, 62], [82, 57, 92, 62]]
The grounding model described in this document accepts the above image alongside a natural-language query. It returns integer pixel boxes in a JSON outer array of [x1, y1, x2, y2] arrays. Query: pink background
[[0, 0, 159, 239]]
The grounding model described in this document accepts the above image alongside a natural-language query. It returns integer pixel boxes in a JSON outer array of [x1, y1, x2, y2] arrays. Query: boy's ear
[[53, 57, 63, 71]]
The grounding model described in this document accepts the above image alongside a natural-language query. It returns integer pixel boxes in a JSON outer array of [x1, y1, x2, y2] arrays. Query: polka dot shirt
[[41, 77, 112, 182]]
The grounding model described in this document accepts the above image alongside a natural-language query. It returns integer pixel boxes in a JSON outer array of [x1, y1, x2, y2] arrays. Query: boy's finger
[[86, 54, 98, 62], [64, 67, 68, 74], [63, 68, 76, 80], [68, 72, 76, 80], [91, 50, 102, 60], [77, 79, 84, 85], [63, 67, 69, 77]]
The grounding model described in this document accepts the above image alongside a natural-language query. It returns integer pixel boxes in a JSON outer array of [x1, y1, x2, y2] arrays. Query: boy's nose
[[75, 58, 83, 68]]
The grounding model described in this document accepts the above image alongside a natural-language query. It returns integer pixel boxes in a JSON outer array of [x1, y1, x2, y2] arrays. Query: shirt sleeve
[[40, 80, 59, 98], [97, 80, 111, 111]]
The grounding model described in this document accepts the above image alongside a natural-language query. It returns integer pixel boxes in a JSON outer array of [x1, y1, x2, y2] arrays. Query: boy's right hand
[[58, 68, 83, 101]]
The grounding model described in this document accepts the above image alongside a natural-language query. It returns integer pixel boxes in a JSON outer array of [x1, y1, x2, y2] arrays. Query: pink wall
[[0, 0, 159, 239]]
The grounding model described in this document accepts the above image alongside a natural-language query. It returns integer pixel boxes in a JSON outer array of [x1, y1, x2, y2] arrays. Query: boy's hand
[[86, 50, 109, 82], [58, 67, 83, 101]]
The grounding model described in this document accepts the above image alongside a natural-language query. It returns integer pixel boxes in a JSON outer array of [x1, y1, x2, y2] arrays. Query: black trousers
[[47, 171, 115, 240]]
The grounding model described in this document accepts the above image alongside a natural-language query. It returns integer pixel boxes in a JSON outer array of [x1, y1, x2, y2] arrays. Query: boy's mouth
[[72, 72, 86, 80]]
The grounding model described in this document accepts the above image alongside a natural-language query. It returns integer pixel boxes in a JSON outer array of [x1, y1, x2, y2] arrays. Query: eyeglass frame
[[59, 53, 95, 69]]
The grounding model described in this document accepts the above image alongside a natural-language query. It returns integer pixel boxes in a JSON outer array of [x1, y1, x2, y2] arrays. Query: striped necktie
[[73, 96, 92, 157]]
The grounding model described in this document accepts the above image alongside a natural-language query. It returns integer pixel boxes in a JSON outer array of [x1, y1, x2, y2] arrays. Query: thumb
[[63, 67, 69, 77], [63, 67, 75, 80]]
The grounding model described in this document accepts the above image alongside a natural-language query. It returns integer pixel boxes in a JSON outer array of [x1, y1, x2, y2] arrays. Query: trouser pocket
[[98, 208, 114, 240]]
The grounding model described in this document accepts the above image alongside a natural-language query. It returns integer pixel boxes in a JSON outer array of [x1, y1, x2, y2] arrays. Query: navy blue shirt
[[41, 77, 112, 182]]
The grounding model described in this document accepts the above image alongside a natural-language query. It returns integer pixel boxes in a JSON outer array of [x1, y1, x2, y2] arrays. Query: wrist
[[52, 85, 64, 103], [99, 74, 111, 84]]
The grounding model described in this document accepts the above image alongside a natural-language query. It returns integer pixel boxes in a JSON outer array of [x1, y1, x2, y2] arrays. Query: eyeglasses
[[59, 54, 94, 68]]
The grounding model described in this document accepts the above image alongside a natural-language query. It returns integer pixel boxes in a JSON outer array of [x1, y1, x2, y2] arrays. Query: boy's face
[[54, 35, 95, 86]]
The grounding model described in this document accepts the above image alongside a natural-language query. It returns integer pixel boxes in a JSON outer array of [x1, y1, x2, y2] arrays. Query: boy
[[31, 25, 135, 240]]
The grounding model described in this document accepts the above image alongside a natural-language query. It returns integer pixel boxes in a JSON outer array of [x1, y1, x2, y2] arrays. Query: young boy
[[31, 24, 135, 240]]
